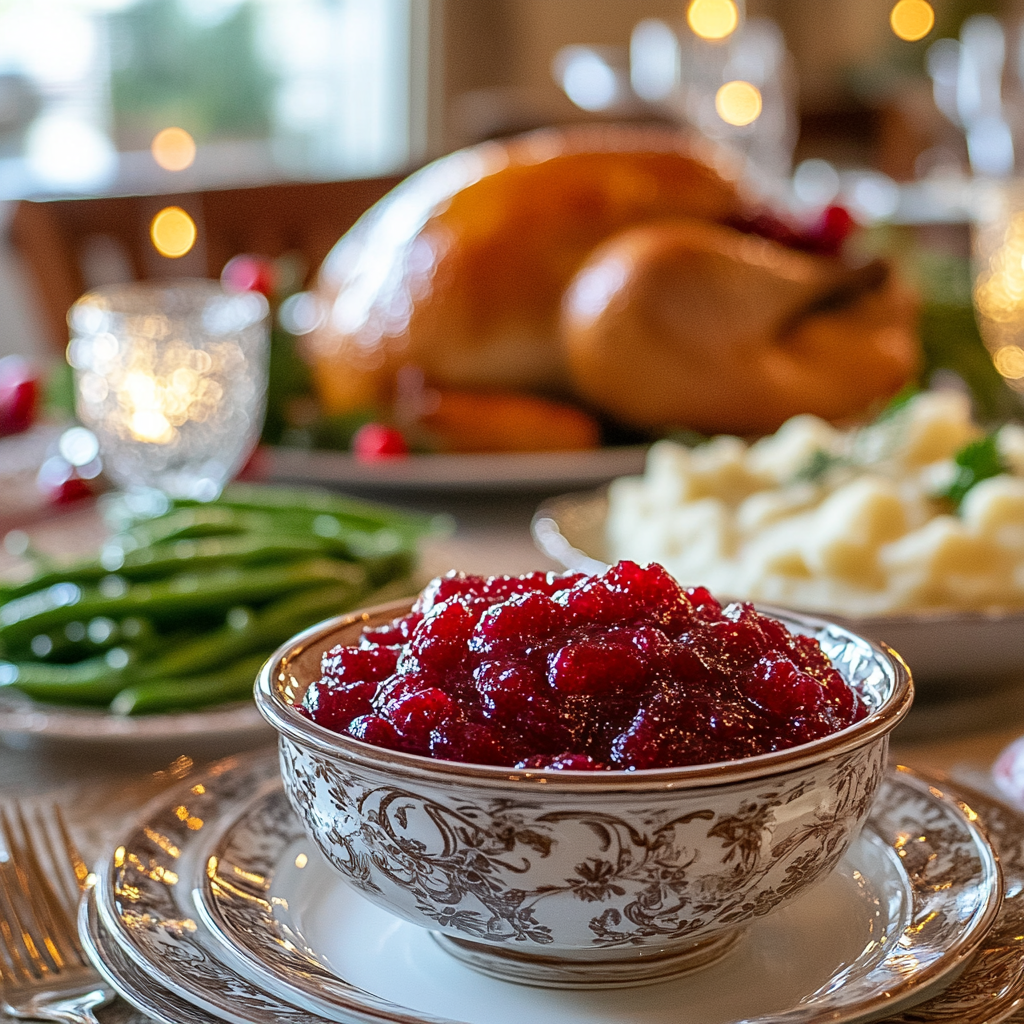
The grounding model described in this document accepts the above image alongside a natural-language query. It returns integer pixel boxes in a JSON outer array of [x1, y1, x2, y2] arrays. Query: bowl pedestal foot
[[430, 927, 745, 989]]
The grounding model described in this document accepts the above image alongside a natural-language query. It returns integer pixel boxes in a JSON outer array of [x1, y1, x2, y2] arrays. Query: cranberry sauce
[[299, 561, 867, 770]]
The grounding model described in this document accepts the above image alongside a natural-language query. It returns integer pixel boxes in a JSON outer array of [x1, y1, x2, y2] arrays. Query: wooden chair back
[[9, 175, 404, 353]]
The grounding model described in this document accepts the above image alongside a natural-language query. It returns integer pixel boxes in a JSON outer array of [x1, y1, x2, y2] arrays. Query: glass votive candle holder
[[973, 180, 1024, 393], [67, 280, 270, 500]]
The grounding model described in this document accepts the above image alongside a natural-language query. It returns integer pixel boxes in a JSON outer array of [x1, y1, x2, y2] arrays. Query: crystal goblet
[[68, 280, 270, 500]]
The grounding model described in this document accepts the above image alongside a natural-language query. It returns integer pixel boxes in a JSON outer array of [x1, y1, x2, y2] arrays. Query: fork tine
[[0, 809, 65, 973], [0, 806, 78, 972], [0, 849, 49, 979], [30, 805, 92, 967], [51, 805, 89, 897], [31, 806, 80, 912], [0, 860, 35, 982], [17, 806, 86, 966], [18, 806, 87, 965]]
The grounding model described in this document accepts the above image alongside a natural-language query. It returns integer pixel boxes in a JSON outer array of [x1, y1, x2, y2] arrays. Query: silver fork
[[0, 804, 113, 1024]]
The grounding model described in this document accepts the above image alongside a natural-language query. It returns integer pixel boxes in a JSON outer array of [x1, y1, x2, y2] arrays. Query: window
[[0, 0, 425, 198]]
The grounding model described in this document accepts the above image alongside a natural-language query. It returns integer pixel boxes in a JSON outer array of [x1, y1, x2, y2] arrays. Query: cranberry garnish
[[386, 687, 457, 753], [302, 679, 376, 732], [347, 714, 402, 749], [361, 613, 422, 646], [352, 423, 409, 461], [430, 720, 509, 765], [322, 643, 399, 682], [547, 634, 647, 696], [304, 562, 866, 769]]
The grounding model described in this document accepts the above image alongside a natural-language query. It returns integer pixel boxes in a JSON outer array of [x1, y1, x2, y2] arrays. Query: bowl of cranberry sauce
[[256, 561, 913, 989]]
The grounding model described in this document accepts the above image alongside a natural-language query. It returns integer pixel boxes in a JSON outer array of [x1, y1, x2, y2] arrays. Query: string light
[[715, 80, 762, 126], [994, 345, 1024, 379], [151, 127, 196, 171], [150, 207, 197, 259], [686, 0, 739, 41], [890, 0, 934, 42]]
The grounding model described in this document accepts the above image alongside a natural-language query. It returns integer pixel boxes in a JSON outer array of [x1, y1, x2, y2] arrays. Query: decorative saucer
[[80, 890, 248, 1024], [86, 750, 1017, 1024]]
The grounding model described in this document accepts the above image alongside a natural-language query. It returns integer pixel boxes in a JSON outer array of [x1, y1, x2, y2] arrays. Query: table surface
[[2, 491, 1022, 851]]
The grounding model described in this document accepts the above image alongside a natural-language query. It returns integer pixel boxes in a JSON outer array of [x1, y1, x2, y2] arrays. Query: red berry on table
[[221, 254, 276, 297], [352, 423, 409, 462], [0, 356, 39, 437], [47, 477, 93, 506], [37, 454, 94, 506], [811, 205, 855, 255]]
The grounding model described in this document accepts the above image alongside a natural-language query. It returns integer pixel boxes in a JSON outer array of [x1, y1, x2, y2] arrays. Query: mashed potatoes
[[607, 392, 1024, 615]]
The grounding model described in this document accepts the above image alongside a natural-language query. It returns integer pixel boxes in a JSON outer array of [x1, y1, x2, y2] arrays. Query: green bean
[[0, 483, 425, 713], [106, 533, 345, 575], [0, 559, 365, 652], [110, 653, 271, 715], [198, 483, 423, 531], [135, 582, 365, 681], [20, 615, 158, 663], [0, 533, 371, 603], [0, 648, 133, 704], [118, 506, 247, 548]]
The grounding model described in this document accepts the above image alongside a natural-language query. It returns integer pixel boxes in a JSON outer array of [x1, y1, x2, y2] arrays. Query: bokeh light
[[890, 0, 935, 42], [150, 207, 197, 258], [994, 345, 1024, 379], [687, 0, 739, 41], [715, 80, 762, 126], [151, 127, 196, 171], [556, 47, 619, 111]]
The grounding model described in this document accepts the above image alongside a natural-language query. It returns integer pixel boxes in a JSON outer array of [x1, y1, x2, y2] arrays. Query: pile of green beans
[[0, 485, 432, 715]]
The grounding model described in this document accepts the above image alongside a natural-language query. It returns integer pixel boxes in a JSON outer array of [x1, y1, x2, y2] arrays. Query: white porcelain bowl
[[255, 599, 913, 989]]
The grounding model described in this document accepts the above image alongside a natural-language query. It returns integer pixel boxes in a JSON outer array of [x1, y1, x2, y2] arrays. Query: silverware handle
[[6, 985, 113, 1024]]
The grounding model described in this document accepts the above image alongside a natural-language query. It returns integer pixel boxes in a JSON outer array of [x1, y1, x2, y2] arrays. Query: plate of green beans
[[0, 484, 434, 742]]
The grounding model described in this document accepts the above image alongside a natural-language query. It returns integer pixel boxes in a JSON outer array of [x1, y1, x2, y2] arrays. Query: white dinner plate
[[89, 749, 1006, 1024], [264, 445, 649, 493], [532, 490, 1024, 693]]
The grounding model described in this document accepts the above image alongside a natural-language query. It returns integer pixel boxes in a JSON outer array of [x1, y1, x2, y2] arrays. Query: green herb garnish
[[794, 449, 848, 483], [938, 433, 1008, 508], [664, 428, 710, 449], [874, 383, 921, 423]]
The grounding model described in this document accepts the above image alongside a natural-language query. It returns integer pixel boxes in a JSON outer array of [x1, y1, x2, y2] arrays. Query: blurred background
[[1, 0, 1022, 373]]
